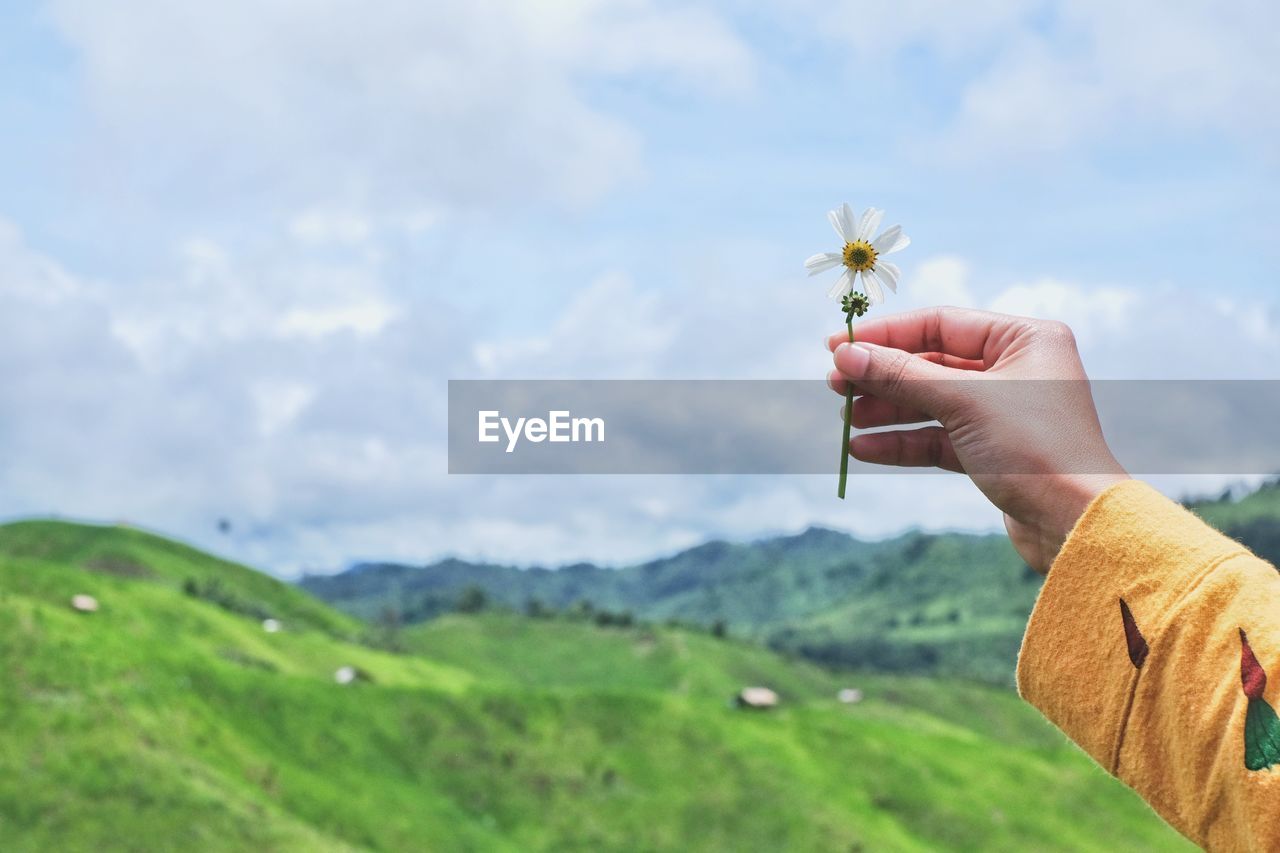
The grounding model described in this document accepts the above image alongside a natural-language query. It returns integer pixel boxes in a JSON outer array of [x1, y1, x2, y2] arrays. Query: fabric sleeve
[[1017, 479, 1280, 851]]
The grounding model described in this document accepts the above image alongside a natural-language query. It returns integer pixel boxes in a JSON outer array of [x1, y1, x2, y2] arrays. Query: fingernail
[[833, 342, 871, 378]]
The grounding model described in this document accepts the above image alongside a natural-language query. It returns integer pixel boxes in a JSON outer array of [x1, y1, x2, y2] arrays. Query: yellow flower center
[[842, 240, 877, 272]]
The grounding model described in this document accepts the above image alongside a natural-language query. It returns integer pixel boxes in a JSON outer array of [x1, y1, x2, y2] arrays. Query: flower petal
[[857, 207, 884, 241], [841, 203, 858, 243], [828, 209, 848, 242], [861, 269, 885, 305], [827, 268, 854, 299], [873, 224, 910, 254], [875, 261, 900, 293], [805, 252, 842, 276]]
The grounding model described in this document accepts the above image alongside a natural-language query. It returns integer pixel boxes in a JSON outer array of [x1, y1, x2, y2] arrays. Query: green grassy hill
[[0, 519, 355, 636], [0, 519, 1188, 851]]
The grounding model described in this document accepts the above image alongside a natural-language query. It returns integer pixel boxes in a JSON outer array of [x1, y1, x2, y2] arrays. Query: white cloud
[[276, 301, 395, 339], [951, 0, 1280, 154], [518, 1, 754, 95], [110, 234, 401, 369], [902, 256, 976, 308], [49, 0, 754, 213], [0, 216, 458, 561], [251, 380, 315, 437], [473, 271, 678, 379], [289, 207, 373, 247], [800, 0, 1036, 59], [789, 0, 1279, 157], [0, 219, 86, 305]]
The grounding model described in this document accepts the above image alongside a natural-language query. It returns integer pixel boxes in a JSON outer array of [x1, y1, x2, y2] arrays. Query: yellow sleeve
[[1017, 479, 1280, 850]]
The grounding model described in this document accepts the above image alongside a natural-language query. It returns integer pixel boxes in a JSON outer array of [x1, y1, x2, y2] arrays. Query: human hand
[[826, 307, 1129, 573]]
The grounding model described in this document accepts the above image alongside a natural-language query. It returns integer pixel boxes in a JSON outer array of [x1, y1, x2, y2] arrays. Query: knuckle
[[925, 431, 943, 468], [1040, 319, 1077, 346], [923, 309, 946, 354]]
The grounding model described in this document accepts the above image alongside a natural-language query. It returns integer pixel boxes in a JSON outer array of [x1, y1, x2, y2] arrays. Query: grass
[[0, 519, 1191, 851]]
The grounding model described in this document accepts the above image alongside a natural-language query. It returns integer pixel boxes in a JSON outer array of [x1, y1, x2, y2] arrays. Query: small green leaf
[[1245, 697, 1280, 771]]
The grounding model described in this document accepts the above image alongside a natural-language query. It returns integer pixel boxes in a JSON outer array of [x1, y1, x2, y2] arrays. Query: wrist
[[1043, 472, 1130, 566]]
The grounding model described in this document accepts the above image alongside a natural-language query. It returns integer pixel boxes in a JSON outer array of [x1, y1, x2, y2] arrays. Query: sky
[[1, 0, 1278, 576]]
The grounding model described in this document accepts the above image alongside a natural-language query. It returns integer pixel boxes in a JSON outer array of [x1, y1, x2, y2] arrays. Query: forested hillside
[[305, 477, 1280, 686]]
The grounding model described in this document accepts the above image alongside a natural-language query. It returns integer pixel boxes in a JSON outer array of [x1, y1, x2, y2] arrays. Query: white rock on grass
[[70, 594, 99, 613], [735, 686, 779, 709]]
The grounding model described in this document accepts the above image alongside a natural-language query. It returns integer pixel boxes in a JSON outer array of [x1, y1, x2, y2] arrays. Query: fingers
[[915, 351, 987, 372], [831, 386, 932, 428], [849, 427, 963, 473], [832, 340, 970, 420], [826, 352, 982, 399], [826, 369, 873, 399], [850, 396, 933, 429], [826, 306, 1031, 365]]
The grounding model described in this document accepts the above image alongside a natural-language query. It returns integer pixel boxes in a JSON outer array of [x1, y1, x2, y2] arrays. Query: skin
[[827, 306, 1129, 574]]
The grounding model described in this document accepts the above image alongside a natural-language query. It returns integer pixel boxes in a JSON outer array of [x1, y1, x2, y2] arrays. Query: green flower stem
[[837, 316, 854, 500]]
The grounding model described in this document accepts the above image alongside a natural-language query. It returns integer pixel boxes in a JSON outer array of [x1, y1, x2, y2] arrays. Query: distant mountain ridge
[[302, 478, 1280, 686], [303, 524, 1038, 684]]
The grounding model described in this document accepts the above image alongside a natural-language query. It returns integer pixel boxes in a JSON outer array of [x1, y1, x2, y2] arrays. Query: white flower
[[804, 203, 909, 305]]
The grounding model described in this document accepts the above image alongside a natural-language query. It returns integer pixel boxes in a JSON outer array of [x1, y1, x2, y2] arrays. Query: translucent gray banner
[[447, 380, 1280, 475]]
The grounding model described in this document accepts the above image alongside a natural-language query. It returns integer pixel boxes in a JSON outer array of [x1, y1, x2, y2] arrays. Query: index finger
[[825, 306, 1032, 364]]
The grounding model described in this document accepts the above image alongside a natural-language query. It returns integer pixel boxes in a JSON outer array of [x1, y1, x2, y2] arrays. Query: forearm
[[1018, 480, 1280, 849]]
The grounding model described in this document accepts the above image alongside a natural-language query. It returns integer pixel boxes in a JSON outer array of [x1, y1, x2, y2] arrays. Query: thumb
[[833, 340, 969, 421]]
